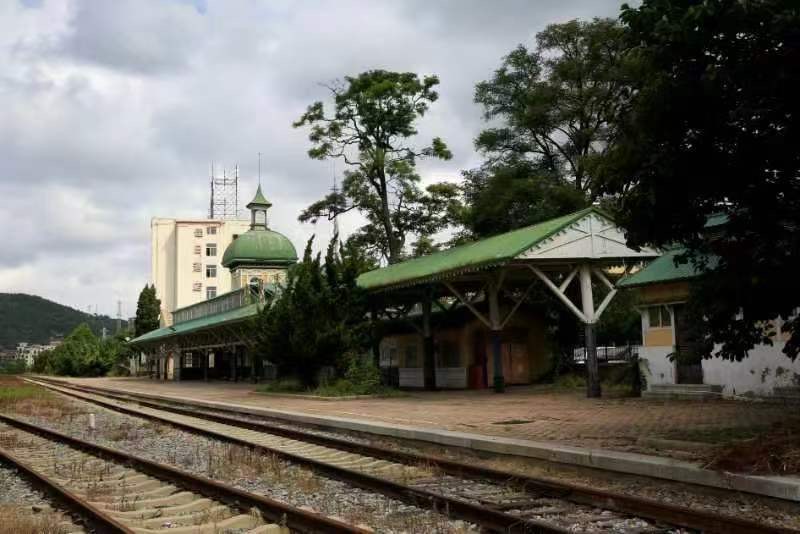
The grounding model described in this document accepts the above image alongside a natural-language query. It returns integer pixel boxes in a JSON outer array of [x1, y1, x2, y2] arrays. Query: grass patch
[[0, 379, 83, 420], [553, 373, 586, 389], [703, 419, 800, 475], [550, 370, 641, 397], [0, 384, 53, 406], [313, 379, 405, 398], [257, 379, 405, 398], [256, 377, 305, 394]]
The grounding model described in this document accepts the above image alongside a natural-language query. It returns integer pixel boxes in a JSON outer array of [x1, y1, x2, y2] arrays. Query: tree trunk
[[376, 169, 400, 264]]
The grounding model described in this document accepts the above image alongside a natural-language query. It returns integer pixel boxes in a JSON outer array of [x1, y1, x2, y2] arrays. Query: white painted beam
[[529, 265, 589, 323]]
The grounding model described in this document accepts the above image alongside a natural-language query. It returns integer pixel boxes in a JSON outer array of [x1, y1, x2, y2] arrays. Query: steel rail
[[32, 378, 797, 534], [29, 378, 564, 533], [0, 412, 366, 534], [0, 444, 132, 534]]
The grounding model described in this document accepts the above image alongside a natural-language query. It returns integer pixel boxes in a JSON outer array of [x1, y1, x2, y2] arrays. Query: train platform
[[50, 376, 800, 501]]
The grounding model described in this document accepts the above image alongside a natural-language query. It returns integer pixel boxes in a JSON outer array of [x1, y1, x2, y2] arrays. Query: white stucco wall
[[702, 341, 800, 396], [639, 346, 675, 387], [639, 341, 800, 396]]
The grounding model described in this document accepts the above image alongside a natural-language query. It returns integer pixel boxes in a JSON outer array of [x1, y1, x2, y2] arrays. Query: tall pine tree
[[134, 285, 160, 337]]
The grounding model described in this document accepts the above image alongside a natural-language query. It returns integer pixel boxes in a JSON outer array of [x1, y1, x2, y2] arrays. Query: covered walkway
[[129, 288, 264, 382], [357, 207, 657, 395]]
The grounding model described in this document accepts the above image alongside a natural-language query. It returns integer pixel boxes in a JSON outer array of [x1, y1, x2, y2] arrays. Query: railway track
[[0, 412, 365, 534], [29, 377, 797, 534]]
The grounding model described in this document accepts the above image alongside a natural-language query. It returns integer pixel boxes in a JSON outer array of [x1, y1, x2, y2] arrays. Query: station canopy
[[357, 207, 658, 307]]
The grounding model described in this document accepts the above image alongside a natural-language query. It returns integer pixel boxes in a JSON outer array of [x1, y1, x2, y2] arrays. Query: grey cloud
[[0, 0, 623, 315], [56, 0, 208, 74]]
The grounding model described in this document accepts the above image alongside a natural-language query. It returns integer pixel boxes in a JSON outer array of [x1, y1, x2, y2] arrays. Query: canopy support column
[[422, 289, 436, 391], [488, 275, 504, 393], [231, 349, 238, 382], [580, 264, 601, 398], [175, 352, 182, 382], [369, 305, 381, 369], [203, 350, 209, 382]]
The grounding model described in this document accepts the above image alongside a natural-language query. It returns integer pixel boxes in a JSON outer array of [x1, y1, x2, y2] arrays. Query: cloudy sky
[[0, 0, 622, 317]]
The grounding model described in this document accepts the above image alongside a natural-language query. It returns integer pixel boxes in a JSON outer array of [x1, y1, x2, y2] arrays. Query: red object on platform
[[468, 365, 486, 389]]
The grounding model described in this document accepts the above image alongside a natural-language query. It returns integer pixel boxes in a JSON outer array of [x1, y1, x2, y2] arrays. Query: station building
[[135, 200, 661, 394], [130, 186, 298, 381]]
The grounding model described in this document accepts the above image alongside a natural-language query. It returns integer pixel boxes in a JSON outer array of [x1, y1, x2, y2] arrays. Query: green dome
[[222, 228, 298, 269]]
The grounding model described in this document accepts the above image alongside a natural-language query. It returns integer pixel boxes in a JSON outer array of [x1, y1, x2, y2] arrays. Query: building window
[[194, 244, 201, 255], [206, 265, 217, 278], [207, 226, 217, 235], [194, 228, 203, 237], [193, 282, 202, 292], [437, 340, 460, 367], [206, 243, 217, 256], [184, 353, 194, 368], [192, 262, 201, 273], [206, 286, 217, 299], [232, 234, 239, 240], [404, 345, 419, 368], [648, 305, 672, 328]]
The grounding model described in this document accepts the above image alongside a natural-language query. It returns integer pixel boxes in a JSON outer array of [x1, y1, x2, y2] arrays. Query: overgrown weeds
[[0, 381, 83, 420], [0, 505, 69, 534]]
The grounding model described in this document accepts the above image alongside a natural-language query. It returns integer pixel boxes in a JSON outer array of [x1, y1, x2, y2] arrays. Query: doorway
[[673, 305, 703, 384]]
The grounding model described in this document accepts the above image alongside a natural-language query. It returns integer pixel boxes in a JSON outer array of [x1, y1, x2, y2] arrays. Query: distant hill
[[0, 293, 125, 349]]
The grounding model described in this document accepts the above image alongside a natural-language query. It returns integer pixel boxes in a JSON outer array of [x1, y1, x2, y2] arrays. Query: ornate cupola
[[221, 186, 298, 291], [247, 185, 273, 229]]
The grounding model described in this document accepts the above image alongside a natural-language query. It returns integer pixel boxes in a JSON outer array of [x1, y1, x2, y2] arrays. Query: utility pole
[[116, 300, 122, 333]]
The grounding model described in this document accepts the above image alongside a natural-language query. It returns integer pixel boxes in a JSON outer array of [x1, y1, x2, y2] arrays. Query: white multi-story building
[[15, 341, 59, 368], [151, 218, 250, 326]]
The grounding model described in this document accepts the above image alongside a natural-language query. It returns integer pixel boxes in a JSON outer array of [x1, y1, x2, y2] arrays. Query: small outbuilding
[[619, 248, 800, 399]]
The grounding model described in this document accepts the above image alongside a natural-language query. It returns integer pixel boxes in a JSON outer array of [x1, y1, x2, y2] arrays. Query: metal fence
[[572, 345, 640, 364]]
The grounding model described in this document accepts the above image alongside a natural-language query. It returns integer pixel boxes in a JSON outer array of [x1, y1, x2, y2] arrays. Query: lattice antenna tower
[[209, 162, 240, 220]]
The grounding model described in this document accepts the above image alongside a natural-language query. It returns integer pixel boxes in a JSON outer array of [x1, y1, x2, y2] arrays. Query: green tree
[[457, 161, 588, 240], [31, 323, 123, 377], [255, 237, 374, 386], [597, 0, 800, 360], [293, 70, 456, 263], [134, 285, 160, 337], [474, 18, 629, 197]]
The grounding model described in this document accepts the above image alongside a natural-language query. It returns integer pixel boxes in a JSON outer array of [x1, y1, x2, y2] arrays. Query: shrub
[[257, 377, 305, 394], [554, 373, 586, 389], [0, 360, 27, 375]]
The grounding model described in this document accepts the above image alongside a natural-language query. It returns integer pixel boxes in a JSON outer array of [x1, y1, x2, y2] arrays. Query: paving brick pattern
[[63, 377, 791, 457]]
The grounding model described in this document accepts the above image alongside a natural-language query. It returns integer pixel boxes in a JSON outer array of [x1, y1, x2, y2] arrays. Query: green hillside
[[0, 293, 124, 349]]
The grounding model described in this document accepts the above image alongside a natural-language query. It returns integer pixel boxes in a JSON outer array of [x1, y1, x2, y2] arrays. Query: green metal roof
[[129, 303, 259, 346], [221, 228, 298, 269], [357, 207, 605, 291], [617, 248, 714, 288], [246, 185, 272, 209]]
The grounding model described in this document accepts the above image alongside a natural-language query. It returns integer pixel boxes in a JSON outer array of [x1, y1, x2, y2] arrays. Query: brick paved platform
[[59, 377, 793, 459]]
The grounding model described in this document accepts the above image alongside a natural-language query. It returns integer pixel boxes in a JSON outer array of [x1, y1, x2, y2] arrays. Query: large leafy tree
[[598, 0, 800, 360], [474, 18, 630, 197], [255, 237, 375, 386], [134, 284, 160, 337], [457, 161, 588, 240], [294, 70, 457, 264]]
